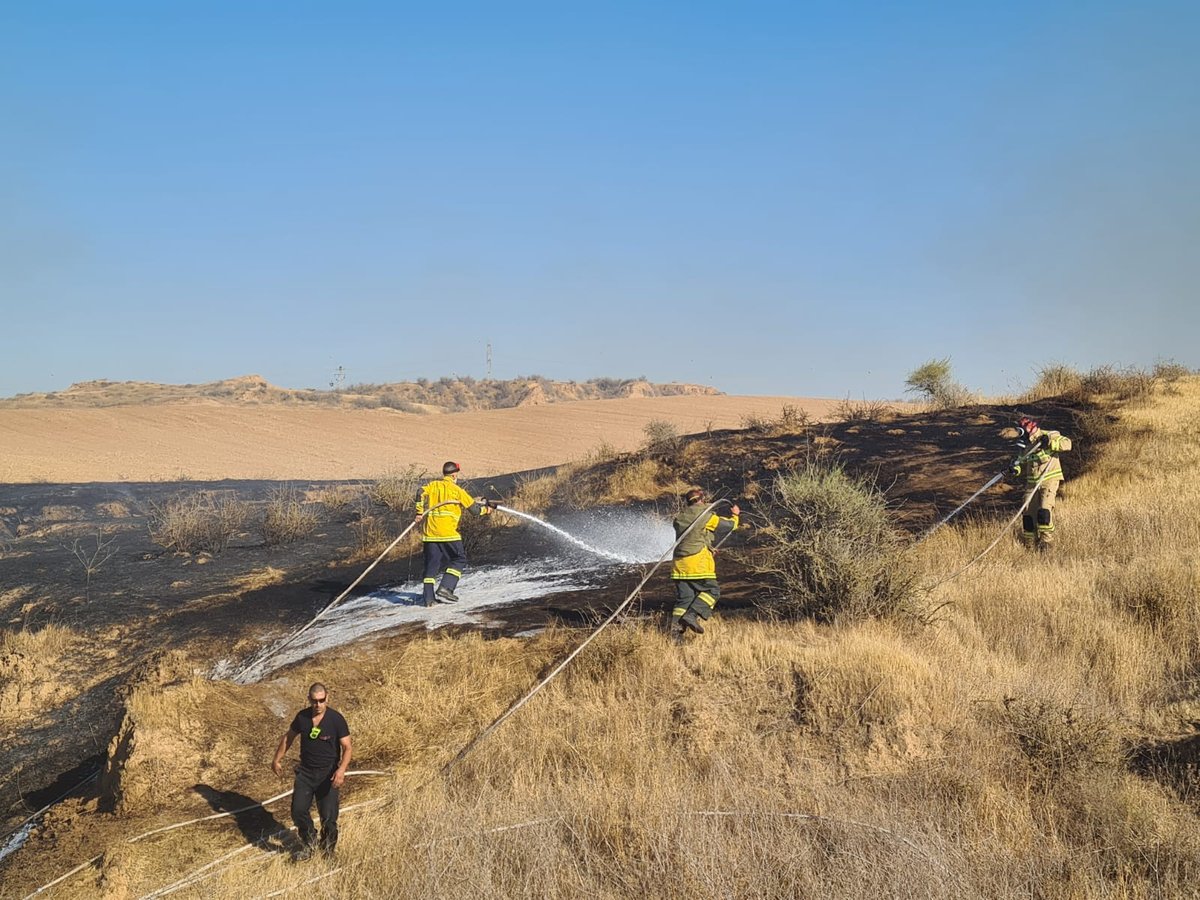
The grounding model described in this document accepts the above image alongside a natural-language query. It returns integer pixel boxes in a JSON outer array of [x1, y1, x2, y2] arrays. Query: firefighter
[[1007, 416, 1072, 551], [670, 488, 739, 635], [414, 461, 494, 607]]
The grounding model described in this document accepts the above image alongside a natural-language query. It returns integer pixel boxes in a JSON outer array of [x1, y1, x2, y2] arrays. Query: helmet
[[442, 461, 461, 475], [684, 487, 706, 505]]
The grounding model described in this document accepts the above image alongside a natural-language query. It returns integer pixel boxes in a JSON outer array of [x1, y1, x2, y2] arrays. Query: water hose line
[[235, 499, 461, 680], [19, 773, 392, 900], [440, 500, 724, 774], [922, 469, 1054, 592], [920, 441, 1045, 542]]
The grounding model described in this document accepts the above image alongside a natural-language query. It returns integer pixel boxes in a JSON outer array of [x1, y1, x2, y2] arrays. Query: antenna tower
[[486, 342, 493, 379]]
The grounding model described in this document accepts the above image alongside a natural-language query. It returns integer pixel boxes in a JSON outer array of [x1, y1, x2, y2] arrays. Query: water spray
[[493, 505, 644, 564]]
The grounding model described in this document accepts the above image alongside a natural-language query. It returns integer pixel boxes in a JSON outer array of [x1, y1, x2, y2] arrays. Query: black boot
[[679, 611, 705, 634]]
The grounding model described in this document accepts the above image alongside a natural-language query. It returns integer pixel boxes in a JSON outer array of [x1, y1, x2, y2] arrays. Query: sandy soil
[[0, 395, 843, 483]]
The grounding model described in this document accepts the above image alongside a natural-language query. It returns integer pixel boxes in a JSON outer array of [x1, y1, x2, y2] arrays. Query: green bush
[[752, 460, 916, 622]]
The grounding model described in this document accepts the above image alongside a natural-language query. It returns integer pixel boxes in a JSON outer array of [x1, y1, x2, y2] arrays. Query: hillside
[[0, 394, 845, 483], [0, 374, 721, 411], [6, 371, 1200, 898]]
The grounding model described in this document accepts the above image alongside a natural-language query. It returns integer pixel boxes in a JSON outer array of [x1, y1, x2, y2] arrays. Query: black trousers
[[291, 766, 339, 849], [422, 539, 467, 603]]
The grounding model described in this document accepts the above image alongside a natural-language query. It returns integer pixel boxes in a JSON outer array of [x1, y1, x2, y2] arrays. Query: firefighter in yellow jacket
[[1008, 416, 1072, 551], [414, 461, 494, 607], [671, 488, 739, 635]]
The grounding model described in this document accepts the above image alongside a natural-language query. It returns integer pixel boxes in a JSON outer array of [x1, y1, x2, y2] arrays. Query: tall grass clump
[[260, 485, 318, 546], [753, 460, 917, 622], [832, 396, 894, 422], [741, 403, 812, 435], [148, 492, 248, 554], [1022, 363, 1084, 402], [369, 465, 425, 512], [1080, 364, 1155, 403]]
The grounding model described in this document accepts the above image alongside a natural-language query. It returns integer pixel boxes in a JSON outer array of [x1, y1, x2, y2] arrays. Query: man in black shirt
[[271, 682, 352, 860]]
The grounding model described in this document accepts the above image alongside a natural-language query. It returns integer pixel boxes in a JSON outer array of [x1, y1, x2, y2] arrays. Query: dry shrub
[[994, 693, 1125, 779], [148, 491, 248, 554], [604, 458, 665, 501], [510, 469, 565, 514], [1021, 363, 1084, 402], [1081, 364, 1155, 403], [753, 460, 917, 622], [741, 403, 812, 436], [739, 410, 773, 433], [260, 485, 318, 546], [833, 397, 895, 422], [1099, 556, 1200, 670], [584, 441, 619, 464], [642, 419, 681, 458], [1153, 360, 1193, 383], [316, 484, 362, 512], [369, 465, 426, 512], [350, 498, 390, 558]]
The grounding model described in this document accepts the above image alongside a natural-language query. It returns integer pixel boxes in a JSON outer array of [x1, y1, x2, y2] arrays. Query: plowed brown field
[[0, 395, 843, 482]]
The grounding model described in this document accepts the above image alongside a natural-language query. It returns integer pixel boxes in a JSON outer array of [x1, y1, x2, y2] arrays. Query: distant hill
[[0, 374, 722, 412]]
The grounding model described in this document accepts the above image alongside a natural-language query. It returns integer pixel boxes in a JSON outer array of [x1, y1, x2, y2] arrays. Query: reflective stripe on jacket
[[1012, 428, 1072, 485], [671, 506, 738, 580], [416, 477, 487, 541]]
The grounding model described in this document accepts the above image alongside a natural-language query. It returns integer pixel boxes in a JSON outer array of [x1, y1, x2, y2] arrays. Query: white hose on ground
[[441, 500, 724, 774], [253, 817, 563, 899], [20, 773, 392, 900], [138, 798, 388, 900], [918, 471, 1005, 541], [922, 470, 1053, 592], [236, 500, 461, 680]]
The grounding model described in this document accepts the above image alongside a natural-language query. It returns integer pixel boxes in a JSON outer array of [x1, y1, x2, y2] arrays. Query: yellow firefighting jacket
[[1012, 428, 1072, 486], [671, 505, 739, 580], [416, 477, 489, 542]]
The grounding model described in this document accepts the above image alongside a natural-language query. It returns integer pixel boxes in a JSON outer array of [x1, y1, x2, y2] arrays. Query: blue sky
[[3, 1, 1197, 398]]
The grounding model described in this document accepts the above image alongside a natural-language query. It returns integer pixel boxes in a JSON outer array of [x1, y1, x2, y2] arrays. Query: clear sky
[[3, 1, 1197, 399]]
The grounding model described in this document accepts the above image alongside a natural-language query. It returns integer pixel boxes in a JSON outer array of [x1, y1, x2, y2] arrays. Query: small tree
[[905, 358, 973, 409], [67, 529, 119, 599]]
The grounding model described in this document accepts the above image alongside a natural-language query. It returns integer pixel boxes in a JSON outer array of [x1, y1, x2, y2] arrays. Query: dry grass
[[0, 621, 75, 658], [148, 491, 250, 554], [741, 402, 812, 436], [20, 376, 1200, 900], [312, 484, 364, 512], [259, 485, 319, 546], [368, 465, 426, 513], [833, 396, 895, 422]]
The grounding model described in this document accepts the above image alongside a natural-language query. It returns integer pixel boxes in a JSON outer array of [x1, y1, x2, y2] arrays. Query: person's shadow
[[193, 784, 291, 850]]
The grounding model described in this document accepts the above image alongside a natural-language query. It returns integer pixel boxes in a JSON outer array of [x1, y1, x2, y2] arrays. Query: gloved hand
[[1007, 464, 1021, 478], [1037, 433, 1051, 449]]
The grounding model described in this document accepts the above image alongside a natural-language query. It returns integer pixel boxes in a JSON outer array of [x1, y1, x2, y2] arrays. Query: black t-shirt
[[289, 707, 350, 772]]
